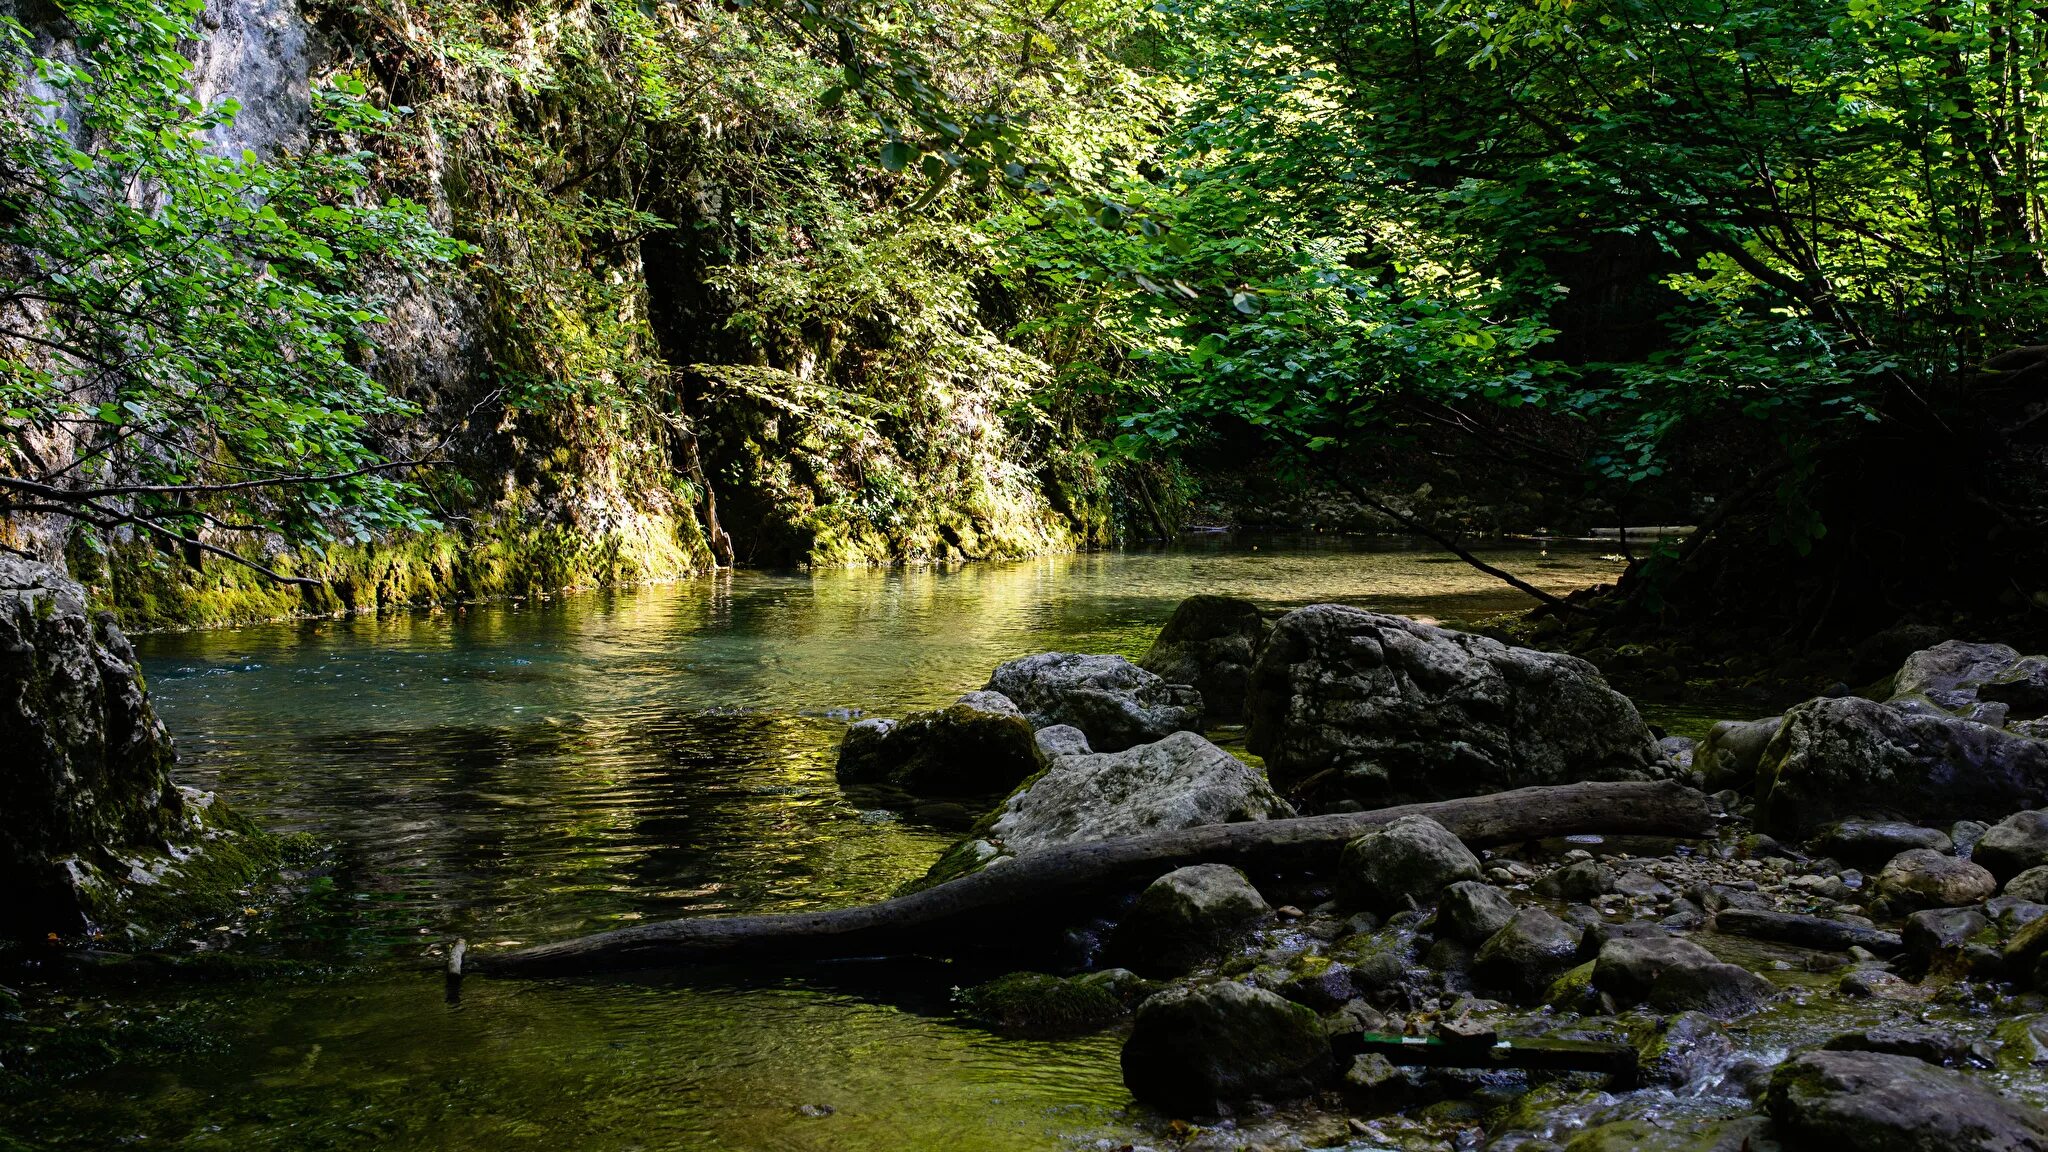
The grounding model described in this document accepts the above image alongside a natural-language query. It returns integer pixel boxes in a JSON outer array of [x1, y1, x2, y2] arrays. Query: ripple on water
[[4, 539, 1629, 1151]]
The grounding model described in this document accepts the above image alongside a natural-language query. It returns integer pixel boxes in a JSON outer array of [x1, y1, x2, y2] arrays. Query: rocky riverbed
[[844, 597, 2048, 1151]]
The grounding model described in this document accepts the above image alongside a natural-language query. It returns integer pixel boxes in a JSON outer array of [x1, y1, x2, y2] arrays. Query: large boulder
[[1756, 696, 2048, 835], [1766, 1050, 2048, 1151], [1120, 981, 1332, 1115], [986, 652, 1202, 752], [1, 557, 190, 937], [987, 731, 1292, 854], [1337, 815, 1482, 913], [834, 693, 1039, 796], [1245, 605, 1662, 805], [1593, 935, 1774, 1018], [1108, 864, 1271, 977], [1976, 811, 2048, 883], [1894, 640, 2034, 718], [1140, 596, 1269, 722]]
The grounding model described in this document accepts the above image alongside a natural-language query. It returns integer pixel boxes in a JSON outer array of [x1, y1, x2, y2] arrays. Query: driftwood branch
[[477, 780, 1715, 976]]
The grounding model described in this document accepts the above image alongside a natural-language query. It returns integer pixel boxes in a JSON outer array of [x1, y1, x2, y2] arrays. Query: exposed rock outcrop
[[986, 652, 1202, 752], [986, 731, 1292, 854], [1756, 696, 2048, 835], [1245, 606, 1662, 806], [2, 557, 187, 936]]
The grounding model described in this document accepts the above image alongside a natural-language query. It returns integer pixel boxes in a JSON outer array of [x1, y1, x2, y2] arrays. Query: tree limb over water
[[477, 780, 1714, 976]]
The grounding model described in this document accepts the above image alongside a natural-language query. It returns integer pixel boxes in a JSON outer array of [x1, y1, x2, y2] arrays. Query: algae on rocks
[[0, 557, 296, 940]]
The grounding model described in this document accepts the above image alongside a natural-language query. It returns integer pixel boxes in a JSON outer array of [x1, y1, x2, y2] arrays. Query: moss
[[96, 509, 711, 631], [1544, 960, 1599, 1012], [953, 972, 1128, 1037], [86, 800, 320, 948]]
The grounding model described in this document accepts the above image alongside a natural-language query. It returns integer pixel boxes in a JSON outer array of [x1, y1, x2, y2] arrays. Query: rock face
[[984, 731, 1293, 856], [1766, 1050, 2048, 1151], [1337, 815, 1482, 913], [1108, 864, 1271, 977], [1593, 936, 1774, 1018], [1245, 606, 1662, 805], [834, 693, 1039, 796], [986, 652, 1202, 752], [1120, 981, 1332, 1115], [0, 557, 187, 937], [1756, 696, 2048, 835], [1977, 811, 2048, 883], [1140, 596, 1269, 722]]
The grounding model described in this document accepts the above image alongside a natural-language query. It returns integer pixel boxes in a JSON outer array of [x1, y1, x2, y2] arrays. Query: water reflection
[[4, 539, 1625, 1151]]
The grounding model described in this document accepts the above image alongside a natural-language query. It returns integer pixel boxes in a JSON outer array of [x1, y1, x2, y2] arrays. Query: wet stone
[[1811, 819, 1955, 870], [1536, 860, 1616, 902], [1876, 849, 1999, 911], [1473, 907, 1583, 1002], [1766, 1049, 2048, 1151], [1979, 811, 2048, 884], [1824, 1026, 1986, 1068], [1904, 906, 1993, 962], [1432, 880, 1517, 945], [1593, 935, 1775, 1018]]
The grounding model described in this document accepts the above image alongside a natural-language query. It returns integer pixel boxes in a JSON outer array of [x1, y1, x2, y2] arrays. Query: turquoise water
[[1, 539, 1627, 1151]]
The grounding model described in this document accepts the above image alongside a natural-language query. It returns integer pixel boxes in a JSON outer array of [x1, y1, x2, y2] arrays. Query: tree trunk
[[476, 780, 1715, 976]]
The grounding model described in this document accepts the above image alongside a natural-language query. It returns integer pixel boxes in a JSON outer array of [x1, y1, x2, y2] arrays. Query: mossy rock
[[1544, 960, 1600, 1013], [953, 971, 1135, 1037]]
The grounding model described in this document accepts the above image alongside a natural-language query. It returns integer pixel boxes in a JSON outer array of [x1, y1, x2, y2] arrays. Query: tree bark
[[476, 780, 1715, 976]]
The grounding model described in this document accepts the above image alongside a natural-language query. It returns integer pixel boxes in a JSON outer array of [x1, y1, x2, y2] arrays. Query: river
[[5, 539, 1631, 1151]]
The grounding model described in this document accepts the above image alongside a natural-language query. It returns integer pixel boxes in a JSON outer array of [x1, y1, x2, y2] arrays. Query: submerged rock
[[986, 652, 1201, 752], [1108, 864, 1271, 977], [1244, 605, 1663, 806], [1337, 815, 1481, 913], [833, 693, 1039, 796], [1120, 981, 1332, 1116], [1756, 696, 2048, 835], [986, 731, 1292, 856], [1140, 595, 1269, 722], [1766, 1049, 2048, 1151]]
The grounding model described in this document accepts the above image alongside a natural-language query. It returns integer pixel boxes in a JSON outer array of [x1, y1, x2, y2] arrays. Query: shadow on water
[[1, 539, 1632, 1151]]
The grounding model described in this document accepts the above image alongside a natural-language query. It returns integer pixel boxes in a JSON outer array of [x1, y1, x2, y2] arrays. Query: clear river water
[[5, 539, 1643, 1151]]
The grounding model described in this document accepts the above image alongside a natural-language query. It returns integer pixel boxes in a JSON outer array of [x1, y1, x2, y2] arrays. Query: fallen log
[[477, 780, 1714, 976]]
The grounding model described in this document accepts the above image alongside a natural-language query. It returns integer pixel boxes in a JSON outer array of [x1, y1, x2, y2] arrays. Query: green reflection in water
[[3, 539, 1627, 1152]]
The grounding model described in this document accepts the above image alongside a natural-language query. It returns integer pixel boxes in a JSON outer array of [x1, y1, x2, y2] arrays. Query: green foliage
[[990, 0, 2048, 545], [0, 0, 463, 568]]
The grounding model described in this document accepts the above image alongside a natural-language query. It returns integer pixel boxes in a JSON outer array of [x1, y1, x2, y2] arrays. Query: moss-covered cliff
[[66, 0, 1141, 627]]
